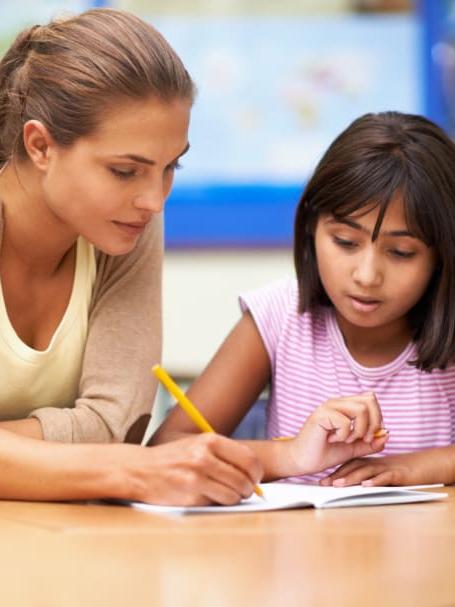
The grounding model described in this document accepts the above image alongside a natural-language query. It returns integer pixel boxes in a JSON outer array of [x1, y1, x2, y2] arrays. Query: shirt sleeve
[[239, 277, 296, 369], [29, 215, 163, 443]]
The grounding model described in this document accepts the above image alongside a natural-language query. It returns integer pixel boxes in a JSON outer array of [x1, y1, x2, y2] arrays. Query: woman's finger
[[210, 434, 263, 486]]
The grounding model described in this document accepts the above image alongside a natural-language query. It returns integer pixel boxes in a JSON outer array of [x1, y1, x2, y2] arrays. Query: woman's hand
[[284, 392, 388, 476], [320, 447, 455, 487], [125, 433, 263, 506]]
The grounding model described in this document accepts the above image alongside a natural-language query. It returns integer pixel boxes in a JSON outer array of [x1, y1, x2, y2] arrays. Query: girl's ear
[[22, 120, 55, 171]]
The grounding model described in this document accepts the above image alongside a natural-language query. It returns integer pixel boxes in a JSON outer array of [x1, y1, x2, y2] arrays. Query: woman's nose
[[133, 184, 165, 213]]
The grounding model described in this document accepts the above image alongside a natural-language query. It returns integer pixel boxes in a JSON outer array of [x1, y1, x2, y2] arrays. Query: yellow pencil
[[152, 364, 264, 499]]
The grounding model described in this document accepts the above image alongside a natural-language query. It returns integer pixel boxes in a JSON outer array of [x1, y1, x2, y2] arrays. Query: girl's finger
[[326, 458, 374, 481], [326, 397, 378, 443], [319, 409, 355, 443], [332, 463, 386, 487], [350, 435, 388, 458], [362, 392, 384, 442], [361, 471, 395, 487]]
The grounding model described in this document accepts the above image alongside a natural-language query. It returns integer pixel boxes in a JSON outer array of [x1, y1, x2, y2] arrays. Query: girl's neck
[[334, 310, 412, 368], [0, 161, 77, 277]]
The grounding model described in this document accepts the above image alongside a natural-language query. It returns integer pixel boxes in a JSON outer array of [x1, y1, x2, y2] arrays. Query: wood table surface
[[0, 486, 453, 607]]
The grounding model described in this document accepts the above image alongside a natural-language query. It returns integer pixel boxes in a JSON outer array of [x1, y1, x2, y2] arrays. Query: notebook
[[127, 482, 447, 515]]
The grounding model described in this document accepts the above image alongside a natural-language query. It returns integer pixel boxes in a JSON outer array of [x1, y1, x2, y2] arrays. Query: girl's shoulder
[[239, 276, 298, 317]]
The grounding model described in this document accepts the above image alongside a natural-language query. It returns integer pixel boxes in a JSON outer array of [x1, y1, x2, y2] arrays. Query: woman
[[0, 8, 261, 506]]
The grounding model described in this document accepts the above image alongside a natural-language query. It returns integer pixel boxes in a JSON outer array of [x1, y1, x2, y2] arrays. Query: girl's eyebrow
[[113, 142, 190, 166], [327, 217, 416, 238]]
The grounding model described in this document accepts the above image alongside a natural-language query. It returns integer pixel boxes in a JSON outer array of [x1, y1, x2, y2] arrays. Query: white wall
[[162, 248, 293, 377]]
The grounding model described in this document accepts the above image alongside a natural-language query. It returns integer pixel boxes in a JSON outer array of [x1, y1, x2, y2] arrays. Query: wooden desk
[[0, 487, 454, 607]]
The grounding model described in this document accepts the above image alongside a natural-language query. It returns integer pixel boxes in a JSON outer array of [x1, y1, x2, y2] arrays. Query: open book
[[128, 482, 447, 515]]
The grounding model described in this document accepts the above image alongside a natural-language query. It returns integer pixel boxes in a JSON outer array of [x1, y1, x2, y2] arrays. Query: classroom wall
[[162, 248, 293, 377]]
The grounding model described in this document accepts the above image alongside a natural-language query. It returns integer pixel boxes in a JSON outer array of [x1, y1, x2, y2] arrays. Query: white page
[[128, 482, 447, 515]]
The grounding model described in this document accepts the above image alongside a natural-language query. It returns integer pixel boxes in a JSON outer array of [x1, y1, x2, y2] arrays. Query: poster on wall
[[0, 2, 420, 247]]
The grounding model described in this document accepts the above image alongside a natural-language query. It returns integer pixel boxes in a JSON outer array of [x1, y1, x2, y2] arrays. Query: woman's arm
[[0, 428, 263, 505], [0, 419, 43, 439], [29, 215, 163, 443]]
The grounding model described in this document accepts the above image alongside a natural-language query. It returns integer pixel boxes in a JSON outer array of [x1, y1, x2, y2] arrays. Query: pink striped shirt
[[240, 277, 455, 483]]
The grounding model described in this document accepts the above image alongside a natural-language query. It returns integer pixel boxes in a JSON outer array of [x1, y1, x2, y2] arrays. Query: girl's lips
[[349, 295, 381, 313]]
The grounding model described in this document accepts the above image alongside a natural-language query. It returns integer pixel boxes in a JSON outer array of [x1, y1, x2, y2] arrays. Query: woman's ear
[[22, 120, 55, 171]]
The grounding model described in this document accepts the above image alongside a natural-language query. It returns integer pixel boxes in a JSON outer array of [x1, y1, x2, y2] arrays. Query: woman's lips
[[113, 221, 148, 236]]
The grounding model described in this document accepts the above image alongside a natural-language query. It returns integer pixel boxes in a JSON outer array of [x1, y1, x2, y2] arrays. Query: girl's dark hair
[[0, 8, 195, 164], [294, 111, 455, 371]]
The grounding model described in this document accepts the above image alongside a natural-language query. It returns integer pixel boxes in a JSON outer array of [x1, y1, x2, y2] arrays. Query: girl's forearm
[[421, 444, 455, 485], [152, 430, 301, 481], [242, 439, 301, 481]]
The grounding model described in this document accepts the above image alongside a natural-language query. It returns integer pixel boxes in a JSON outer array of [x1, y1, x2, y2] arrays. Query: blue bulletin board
[[420, 0, 455, 135], [0, 2, 424, 248], [158, 14, 421, 248]]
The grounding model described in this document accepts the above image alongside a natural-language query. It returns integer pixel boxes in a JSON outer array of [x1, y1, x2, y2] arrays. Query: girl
[[152, 111, 455, 487], [0, 8, 262, 506]]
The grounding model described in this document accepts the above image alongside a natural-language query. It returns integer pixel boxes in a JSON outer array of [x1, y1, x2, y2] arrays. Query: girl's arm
[[151, 311, 271, 442], [0, 428, 262, 505], [320, 446, 455, 487], [151, 312, 387, 481]]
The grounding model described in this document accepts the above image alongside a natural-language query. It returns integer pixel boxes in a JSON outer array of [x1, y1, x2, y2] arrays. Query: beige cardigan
[[18, 214, 164, 443]]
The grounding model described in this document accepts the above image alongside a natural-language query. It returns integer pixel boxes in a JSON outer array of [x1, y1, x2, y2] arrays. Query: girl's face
[[314, 194, 436, 335], [40, 95, 191, 255]]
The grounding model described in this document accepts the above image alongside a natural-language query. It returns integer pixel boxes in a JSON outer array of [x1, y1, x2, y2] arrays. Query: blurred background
[[0, 0, 452, 433]]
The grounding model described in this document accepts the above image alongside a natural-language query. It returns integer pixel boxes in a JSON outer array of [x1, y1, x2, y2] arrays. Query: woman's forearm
[[0, 429, 134, 501], [0, 418, 44, 440]]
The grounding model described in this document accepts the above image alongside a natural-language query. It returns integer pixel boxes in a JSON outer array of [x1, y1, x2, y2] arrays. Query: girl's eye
[[110, 167, 137, 180], [390, 249, 415, 259], [333, 236, 357, 249]]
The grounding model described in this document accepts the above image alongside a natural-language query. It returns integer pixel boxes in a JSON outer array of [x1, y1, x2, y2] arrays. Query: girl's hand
[[286, 392, 388, 476], [130, 433, 263, 506], [320, 448, 452, 487]]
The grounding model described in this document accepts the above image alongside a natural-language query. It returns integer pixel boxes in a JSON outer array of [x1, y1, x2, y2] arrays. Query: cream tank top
[[0, 237, 96, 419]]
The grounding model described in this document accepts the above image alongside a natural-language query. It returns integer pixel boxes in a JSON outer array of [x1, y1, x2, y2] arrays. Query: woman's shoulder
[[91, 214, 163, 306]]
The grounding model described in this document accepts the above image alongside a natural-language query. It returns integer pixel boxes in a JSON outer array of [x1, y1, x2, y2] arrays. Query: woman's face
[[40, 96, 191, 255]]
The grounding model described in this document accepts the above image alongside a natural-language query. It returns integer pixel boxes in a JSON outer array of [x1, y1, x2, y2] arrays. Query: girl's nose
[[352, 251, 383, 287]]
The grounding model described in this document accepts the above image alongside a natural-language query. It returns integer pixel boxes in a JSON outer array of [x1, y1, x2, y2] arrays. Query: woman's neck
[[0, 161, 77, 277]]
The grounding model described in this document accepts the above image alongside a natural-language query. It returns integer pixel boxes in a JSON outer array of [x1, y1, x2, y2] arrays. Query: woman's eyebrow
[[327, 217, 416, 238], [113, 142, 191, 166]]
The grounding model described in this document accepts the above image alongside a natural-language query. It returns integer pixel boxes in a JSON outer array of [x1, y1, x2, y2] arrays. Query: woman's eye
[[333, 236, 357, 249], [110, 167, 137, 180], [165, 161, 183, 173]]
